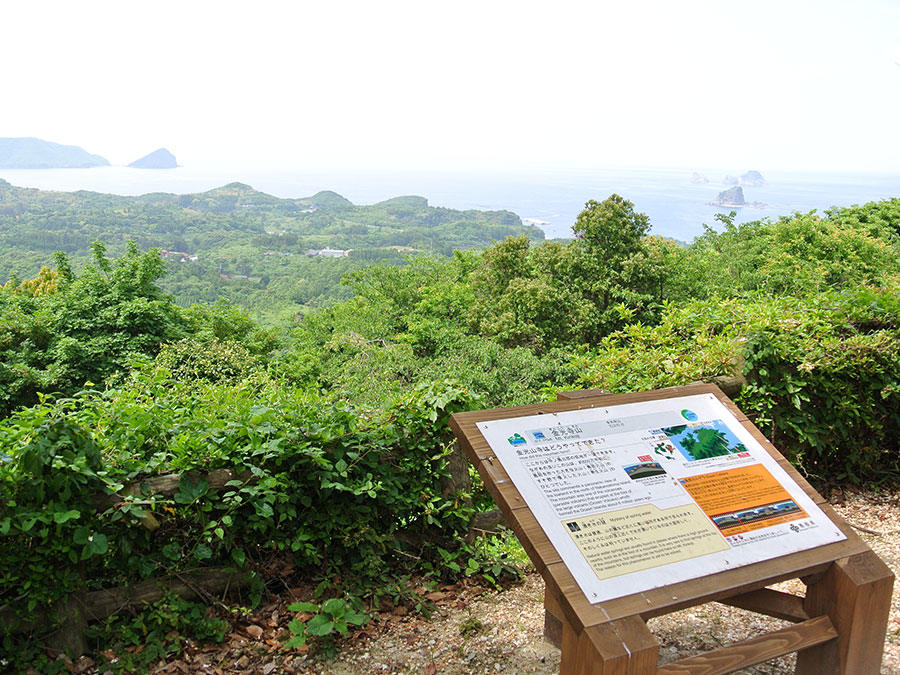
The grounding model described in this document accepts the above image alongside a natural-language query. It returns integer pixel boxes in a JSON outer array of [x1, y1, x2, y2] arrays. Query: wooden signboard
[[449, 383, 893, 674]]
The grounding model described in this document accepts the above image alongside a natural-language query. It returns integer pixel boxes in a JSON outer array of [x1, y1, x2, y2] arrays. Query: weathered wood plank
[[560, 616, 658, 675], [797, 550, 894, 675], [95, 468, 254, 531], [1, 567, 251, 636], [561, 620, 630, 675], [544, 586, 564, 649], [656, 615, 836, 675], [717, 587, 808, 622]]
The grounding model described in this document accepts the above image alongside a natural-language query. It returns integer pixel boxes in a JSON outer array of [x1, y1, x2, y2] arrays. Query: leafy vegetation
[[285, 598, 368, 657], [0, 179, 543, 324], [285, 196, 900, 484], [1, 185, 899, 669], [0, 366, 488, 669], [0, 241, 189, 416], [86, 592, 228, 673]]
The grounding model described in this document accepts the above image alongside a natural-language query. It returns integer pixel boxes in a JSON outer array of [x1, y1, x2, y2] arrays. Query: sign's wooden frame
[[449, 383, 893, 674]]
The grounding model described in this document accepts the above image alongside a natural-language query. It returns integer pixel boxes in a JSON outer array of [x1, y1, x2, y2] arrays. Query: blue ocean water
[[1, 165, 897, 242]]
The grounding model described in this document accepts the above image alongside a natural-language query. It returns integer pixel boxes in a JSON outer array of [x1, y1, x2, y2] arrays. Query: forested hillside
[[1, 191, 899, 671], [0, 180, 542, 323]]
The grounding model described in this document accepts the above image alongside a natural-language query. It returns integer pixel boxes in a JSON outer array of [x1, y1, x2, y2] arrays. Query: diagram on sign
[[477, 394, 845, 604]]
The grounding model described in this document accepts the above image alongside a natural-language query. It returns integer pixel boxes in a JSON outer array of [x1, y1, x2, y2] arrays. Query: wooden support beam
[[656, 615, 836, 675], [561, 619, 627, 675], [717, 588, 809, 623]]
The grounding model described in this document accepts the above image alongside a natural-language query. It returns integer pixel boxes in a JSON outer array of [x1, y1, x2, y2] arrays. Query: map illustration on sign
[[476, 394, 846, 604], [661, 420, 747, 461]]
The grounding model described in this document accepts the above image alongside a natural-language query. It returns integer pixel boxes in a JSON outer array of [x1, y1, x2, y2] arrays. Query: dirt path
[[271, 490, 900, 674]]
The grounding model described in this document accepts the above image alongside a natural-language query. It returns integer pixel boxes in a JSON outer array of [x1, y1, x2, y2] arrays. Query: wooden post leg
[[47, 585, 88, 657], [560, 616, 658, 675], [796, 551, 894, 675], [544, 586, 564, 649]]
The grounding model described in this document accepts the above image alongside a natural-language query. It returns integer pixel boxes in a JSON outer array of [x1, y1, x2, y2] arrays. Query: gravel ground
[[289, 489, 900, 675]]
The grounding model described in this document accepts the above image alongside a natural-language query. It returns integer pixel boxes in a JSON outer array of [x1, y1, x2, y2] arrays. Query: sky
[[4, 0, 900, 173]]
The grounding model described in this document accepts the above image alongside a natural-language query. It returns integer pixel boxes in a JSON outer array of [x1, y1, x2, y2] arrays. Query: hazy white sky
[[4, 0, 900, 172]]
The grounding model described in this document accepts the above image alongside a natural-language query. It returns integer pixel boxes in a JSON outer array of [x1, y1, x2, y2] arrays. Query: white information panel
[[477, 393, 845, 604]]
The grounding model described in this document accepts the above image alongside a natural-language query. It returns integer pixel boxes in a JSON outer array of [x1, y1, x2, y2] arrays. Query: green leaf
[[321, 598, 347, 618], [174, 475, 209, 504], [345, 611, 368, 626], [287, 601, 319, 613], [91, 532, 108, 554], [73, 526, 90, 544], [286, 634, 307, 648], [162, 542, 181, 561], [53, 509, 81, 524], [306, 615, 335, 636]]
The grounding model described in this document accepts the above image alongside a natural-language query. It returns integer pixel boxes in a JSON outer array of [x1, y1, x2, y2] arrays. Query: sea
[[1, 164, 898, 243]]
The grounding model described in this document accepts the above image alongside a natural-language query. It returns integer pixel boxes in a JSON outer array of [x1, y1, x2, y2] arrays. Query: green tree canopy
[[0, 241, 187, 415]]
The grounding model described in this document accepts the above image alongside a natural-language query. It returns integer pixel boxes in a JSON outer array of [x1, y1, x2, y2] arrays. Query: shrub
[[0, 370, 480, 656], [576, 285, 900, 484]]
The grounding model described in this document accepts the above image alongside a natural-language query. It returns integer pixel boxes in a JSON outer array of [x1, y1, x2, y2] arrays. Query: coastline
[[1, 166, 897, 243]]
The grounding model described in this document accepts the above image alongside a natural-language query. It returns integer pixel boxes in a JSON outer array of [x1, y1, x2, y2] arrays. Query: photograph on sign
[[476, 393, 845, 604]]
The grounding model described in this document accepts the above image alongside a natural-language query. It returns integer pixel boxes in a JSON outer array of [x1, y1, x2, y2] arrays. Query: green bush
[[0, 408, 117, 617], [577, 285, 900, 484], [0, 242, 187, 417], [739, 286, 900, 482], [0, 369, 480, 656]]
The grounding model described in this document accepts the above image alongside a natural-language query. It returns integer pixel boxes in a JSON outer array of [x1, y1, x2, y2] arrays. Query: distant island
[[690, 172, 709, 184], [722, 170, 767, 186], [709, 185, 765, 208], [739, 170, 766, 186], [0, 137, 109, 169], [129, 148, 177, 169]]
